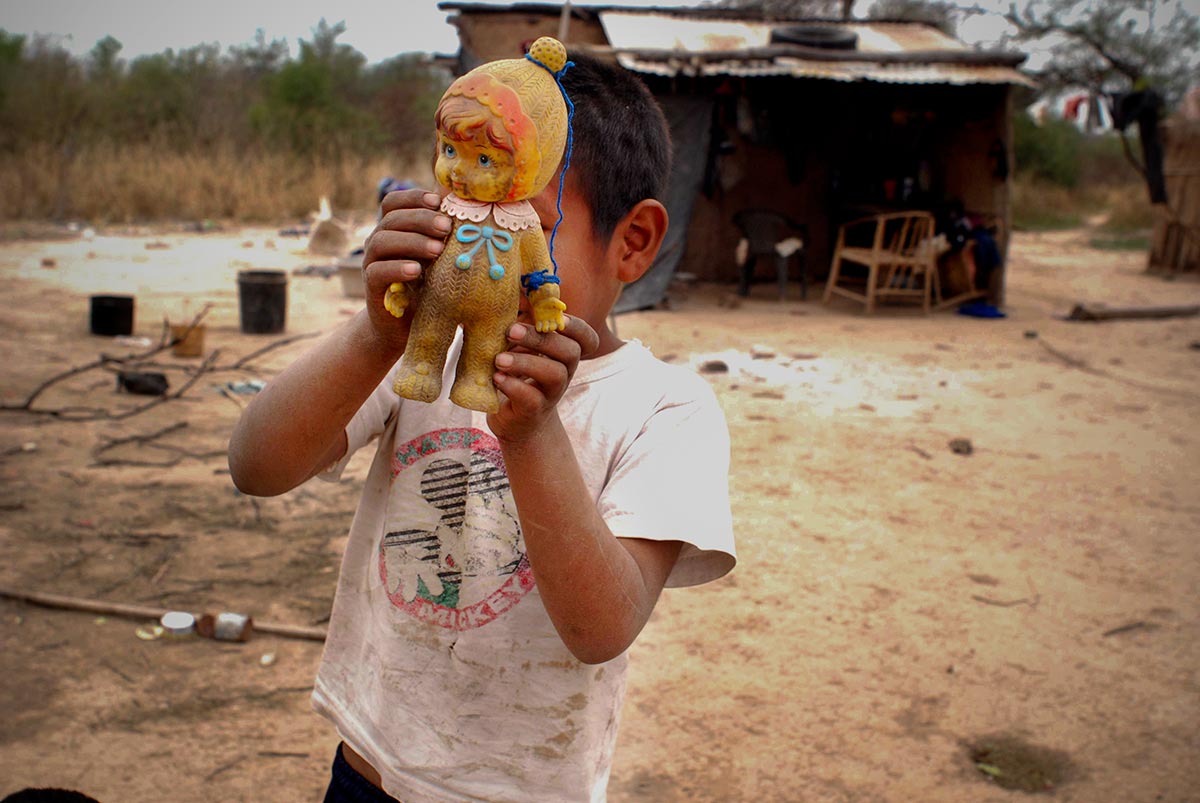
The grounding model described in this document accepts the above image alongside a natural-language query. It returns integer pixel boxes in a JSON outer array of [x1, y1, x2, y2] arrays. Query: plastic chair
[[733, 209, 808, 300]]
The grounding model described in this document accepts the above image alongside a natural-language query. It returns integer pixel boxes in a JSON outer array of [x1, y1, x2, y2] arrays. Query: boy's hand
[[361, 188, 452, 351], [490, 315, 599, 444]]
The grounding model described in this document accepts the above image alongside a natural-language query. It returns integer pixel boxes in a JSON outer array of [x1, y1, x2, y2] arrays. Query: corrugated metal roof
[[600, 13, 968, 55], [598, 11, 1033, 87], [615, 53, 1035, 86]]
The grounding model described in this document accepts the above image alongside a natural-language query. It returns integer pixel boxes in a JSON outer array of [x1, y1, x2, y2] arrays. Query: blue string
[[525, 54, 575, 281]]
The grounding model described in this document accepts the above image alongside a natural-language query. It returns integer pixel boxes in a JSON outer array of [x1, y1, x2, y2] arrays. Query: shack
[[438, 2, 1032, 310]]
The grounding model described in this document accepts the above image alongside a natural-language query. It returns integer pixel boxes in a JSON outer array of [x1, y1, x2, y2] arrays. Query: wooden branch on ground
[[0, 304, 214, 416], [0, 585, 328, 642], [90, 421, 226, 467], [1066, 303, 1200, 322], [1, 325, 319, 421], [224, 331, 320, 370]]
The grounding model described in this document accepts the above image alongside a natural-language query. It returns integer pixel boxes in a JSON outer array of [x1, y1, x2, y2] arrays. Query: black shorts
[[322, 744, 402, 803]]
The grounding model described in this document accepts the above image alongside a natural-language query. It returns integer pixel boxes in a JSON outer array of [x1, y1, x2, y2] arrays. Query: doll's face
[[434, 97, 517, 202]]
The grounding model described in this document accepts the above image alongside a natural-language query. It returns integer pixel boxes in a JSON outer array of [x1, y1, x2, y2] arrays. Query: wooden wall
[[449, 11, 608, 71], [1149, 120, 1200, 275]]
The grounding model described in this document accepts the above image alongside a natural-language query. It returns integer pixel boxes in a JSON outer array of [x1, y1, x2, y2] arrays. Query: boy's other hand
[[361, 189, 451, 350], [490, 315, 599, 444]]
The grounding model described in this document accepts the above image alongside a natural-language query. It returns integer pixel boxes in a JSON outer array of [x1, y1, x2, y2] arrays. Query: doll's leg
[[449, 319, 509, 413], [393, 304, 457, 403]]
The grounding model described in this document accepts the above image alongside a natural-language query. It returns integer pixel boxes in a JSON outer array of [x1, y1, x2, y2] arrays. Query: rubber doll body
[[384, 37, 569, 413]]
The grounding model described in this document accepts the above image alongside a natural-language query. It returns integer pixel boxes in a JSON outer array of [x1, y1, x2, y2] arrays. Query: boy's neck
[[588, 324, 624, 360]]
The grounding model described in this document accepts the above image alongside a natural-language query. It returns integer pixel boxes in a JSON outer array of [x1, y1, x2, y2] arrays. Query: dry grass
[[0, 142, 433, 224], [1012, 174, 1156, 236], [1096, 184, 1159, 232]]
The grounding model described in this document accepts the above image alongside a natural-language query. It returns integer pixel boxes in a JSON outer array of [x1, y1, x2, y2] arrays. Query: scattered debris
[[308, 197, 350, 256], [1190, 341, 1200, 351], [135, 625, 163, 641], [972, 579, 1040, 609], [116, 371, 169, 396], [40, 257, 56, 268], [1024, 330, 1038, 339], [226, 379, 267, 395], [699, 359, 729, 374], [292, 263, 338, 278], [967, 734, 1073, 792], [858, 403, 876, 412], [114, 335, 153, 349], [161, 611, 197, 637], [260, 652, 277, 667], [906, 444, 933, 460], [750, 344, 777, 360], [949, 438, 974, 456], [144, 240, 170, 250], [197, 611, 253, 642], [278, 225, 311, 238], [751, 390, 785, 400], [791, 353, 819, 360], [1102, 620, 1160, 638], [1066, 303, 1199, 322]]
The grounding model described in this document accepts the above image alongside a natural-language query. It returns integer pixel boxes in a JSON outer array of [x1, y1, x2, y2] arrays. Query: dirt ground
[[0, 222, 1197, 803]]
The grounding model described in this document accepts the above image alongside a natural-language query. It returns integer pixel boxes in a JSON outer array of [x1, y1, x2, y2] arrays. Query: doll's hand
[[529, 285, 567, 333], [361, 188, 451, 347], [383, 282, 410, 319], [489, 315, 599, 445]]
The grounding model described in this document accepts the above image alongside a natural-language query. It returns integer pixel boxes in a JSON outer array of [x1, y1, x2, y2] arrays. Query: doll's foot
[[393, 361, 443, 403], [450, 373, 500, 414]]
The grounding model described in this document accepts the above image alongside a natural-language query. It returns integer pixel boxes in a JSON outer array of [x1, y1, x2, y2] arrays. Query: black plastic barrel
[[237, 270, 288, 334], [89, 295, 135, 336]]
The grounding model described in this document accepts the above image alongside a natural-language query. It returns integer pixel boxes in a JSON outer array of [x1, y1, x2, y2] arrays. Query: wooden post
[[558, 1, 572, 43]]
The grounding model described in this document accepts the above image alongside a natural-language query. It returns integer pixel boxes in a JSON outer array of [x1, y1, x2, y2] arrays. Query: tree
[[251, 19, 379, 157], [717, 0, 854, 19], [1004, 0, 1200, 108], [868, 0, 960, 36]]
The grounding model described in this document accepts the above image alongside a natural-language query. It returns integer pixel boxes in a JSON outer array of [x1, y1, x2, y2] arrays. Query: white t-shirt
[[313, 337, 736, 802]]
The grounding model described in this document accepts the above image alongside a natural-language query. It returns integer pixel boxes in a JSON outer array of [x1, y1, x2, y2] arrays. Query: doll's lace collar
[[441, 193, 540, 232]]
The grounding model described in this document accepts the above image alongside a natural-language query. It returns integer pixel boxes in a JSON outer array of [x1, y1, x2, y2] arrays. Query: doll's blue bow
[[455, 224, 512, 280]]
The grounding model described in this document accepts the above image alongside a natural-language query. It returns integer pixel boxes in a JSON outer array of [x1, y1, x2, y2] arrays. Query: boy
[[228, 55, 735, 802]]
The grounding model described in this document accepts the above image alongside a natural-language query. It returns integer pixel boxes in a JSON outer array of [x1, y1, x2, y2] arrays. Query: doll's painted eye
[[478, 154, 491, 167], [444, 144, 456, 158]]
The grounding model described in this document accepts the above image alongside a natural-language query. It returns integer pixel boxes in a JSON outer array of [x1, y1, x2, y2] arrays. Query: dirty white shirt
[[313, 337, 736, 803]]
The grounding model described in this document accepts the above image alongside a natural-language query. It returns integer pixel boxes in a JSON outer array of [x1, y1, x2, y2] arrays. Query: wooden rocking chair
[[822, 211, 946, 314]]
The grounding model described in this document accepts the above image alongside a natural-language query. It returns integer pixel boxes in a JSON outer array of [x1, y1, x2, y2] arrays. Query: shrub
[[1013, 113, 1088, 187]]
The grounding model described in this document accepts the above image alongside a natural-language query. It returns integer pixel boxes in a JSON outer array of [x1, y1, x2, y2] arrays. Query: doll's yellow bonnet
[[441, 36, 569, 201]]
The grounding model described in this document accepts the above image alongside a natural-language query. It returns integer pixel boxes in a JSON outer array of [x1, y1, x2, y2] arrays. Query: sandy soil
[[0, 223, 1198, 803]]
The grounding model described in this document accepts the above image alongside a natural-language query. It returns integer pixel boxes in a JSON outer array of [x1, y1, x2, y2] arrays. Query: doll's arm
[[520, 231, 566, 333]]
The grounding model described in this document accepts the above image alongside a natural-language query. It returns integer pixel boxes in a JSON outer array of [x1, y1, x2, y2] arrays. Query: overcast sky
[[1, 0, 1028, 64]]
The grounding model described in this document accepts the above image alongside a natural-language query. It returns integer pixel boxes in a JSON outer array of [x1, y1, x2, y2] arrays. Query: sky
[[0, 0, 1025, 64]]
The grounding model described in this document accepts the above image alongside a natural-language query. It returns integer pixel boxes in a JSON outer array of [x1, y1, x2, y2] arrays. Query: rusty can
[[197, 611, 254, 642]]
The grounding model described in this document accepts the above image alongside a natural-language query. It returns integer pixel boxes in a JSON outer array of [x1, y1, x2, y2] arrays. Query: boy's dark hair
[[1, 790, 101, 803], [559, 54, 672, 240]]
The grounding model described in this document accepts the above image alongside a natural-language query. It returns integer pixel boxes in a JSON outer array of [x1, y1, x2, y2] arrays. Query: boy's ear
[[614, 199, 669, 284]]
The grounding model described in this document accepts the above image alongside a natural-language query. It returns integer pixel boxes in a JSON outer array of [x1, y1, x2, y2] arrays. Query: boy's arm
[[228, 190, 451, 496], [491, 320, 682, 665]]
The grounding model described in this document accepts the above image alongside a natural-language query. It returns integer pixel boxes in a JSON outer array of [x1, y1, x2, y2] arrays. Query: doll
[[383, 36, 571, 413]]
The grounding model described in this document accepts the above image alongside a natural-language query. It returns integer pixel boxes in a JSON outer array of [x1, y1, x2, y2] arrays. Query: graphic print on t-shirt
[[380, 428, 535, 630]]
